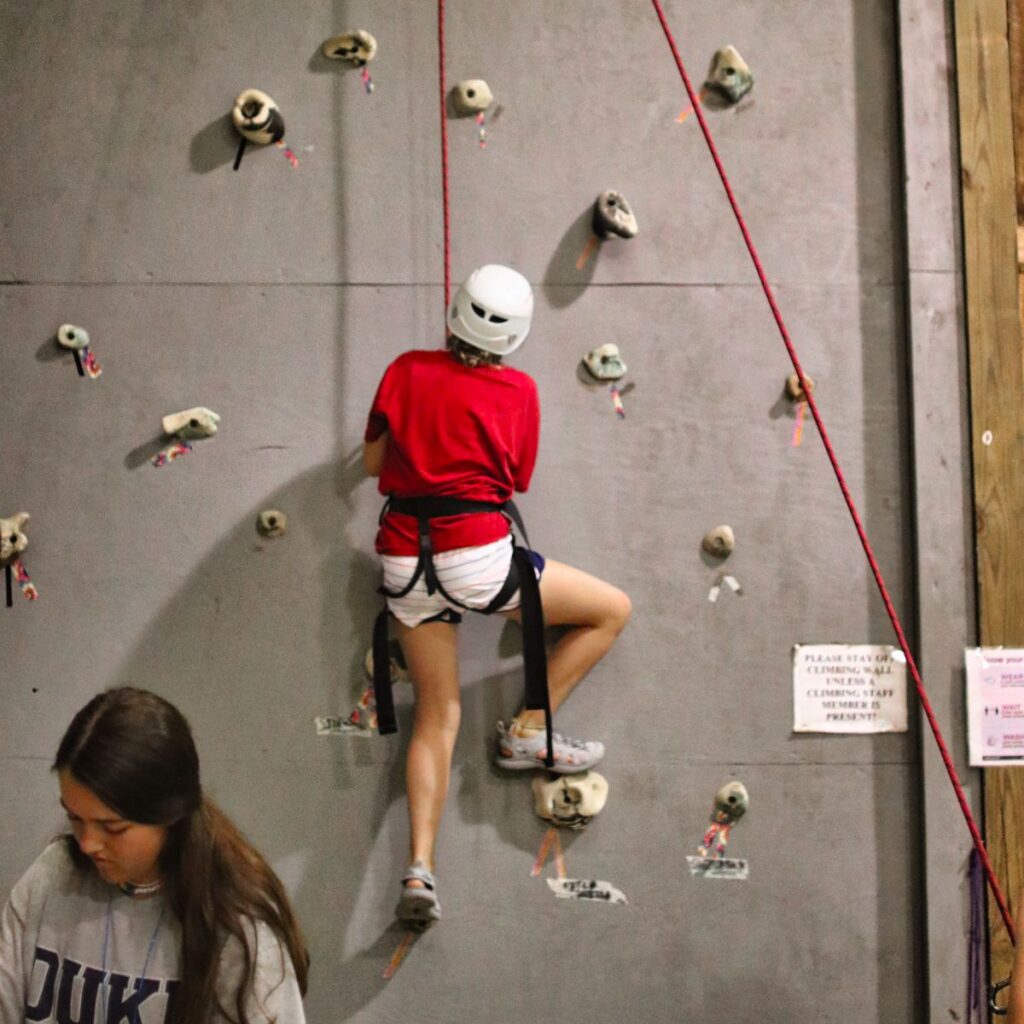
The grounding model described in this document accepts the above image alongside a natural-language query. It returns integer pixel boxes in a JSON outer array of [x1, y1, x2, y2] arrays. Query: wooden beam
[[955, 0, 1024, 987], [1010, 0, 1024, 221]]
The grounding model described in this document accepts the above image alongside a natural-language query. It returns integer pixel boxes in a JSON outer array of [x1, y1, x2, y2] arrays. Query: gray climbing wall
[[2, 0, 972, 1020]]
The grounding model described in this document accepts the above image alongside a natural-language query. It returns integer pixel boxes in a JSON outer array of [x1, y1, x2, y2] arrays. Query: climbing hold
[[452, 79, 493, 115], [701, 525, 735, 559], [56, 324, 89, 351], [321, 30, 377, 65], [256, 510, 287, 538], [231, 89, 285, 145], [591, 190, 638, 241], [704, 46, 753, 105], [712, 781, 749, 824], [692, 780, 750, 863], [0, 512, 29, 565], [161, 407, 221, 439], [364, 645, 410, 686], [582, 343, 628, 382], [785, 373, 814, 402], [532, 771, 609, 830]]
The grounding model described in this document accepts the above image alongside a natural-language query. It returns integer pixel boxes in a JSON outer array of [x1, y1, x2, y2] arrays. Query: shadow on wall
[[543, 204, 599, 309], [850, 0, 924, 1017], [189, 115, 241, 175], [104, 457, 397, 1014], [106, 452, 540, 1017]]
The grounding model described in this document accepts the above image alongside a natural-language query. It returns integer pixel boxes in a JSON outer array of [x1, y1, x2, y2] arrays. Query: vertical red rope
[[648, 0, 1016, 944], [437, 0, 452, 312]]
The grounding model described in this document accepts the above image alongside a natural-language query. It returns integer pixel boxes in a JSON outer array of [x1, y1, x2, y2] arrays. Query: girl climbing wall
[[363, 264, 632, 925]]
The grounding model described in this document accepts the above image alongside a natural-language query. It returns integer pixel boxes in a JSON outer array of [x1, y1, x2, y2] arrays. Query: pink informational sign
[[965, 648, 1024, 766]]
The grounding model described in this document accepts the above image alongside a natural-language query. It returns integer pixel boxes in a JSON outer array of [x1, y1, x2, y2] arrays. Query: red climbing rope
[[437, 0, 452, 310], [648, 0, 1017, 944]]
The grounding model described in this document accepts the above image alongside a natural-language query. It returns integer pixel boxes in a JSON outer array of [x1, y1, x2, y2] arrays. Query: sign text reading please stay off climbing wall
[[792, 644, 908, 734]]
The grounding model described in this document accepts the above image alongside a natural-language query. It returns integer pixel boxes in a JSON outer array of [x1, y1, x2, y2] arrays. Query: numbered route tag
[[546, 878, 628, 904], [686, 855, 749, 880], [314, 715, 375, 737]]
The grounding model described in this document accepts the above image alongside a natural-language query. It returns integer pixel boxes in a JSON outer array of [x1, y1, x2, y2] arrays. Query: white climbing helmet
[[448, 264, 534, 356]]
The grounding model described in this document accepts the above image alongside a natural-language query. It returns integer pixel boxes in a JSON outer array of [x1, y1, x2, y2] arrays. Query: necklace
[[119, 878, 163, 898], [100, 890, 166, 1021]]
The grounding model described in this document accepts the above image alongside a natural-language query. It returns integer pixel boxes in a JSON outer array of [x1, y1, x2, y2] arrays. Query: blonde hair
[[447, 335, 502, 368]]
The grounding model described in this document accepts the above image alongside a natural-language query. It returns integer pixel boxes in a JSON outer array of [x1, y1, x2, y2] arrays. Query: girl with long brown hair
[[0, 687, 309, 1023]]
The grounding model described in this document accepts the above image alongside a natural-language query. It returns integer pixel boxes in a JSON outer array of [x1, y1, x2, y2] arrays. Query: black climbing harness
[[372, 496, 554, 768]]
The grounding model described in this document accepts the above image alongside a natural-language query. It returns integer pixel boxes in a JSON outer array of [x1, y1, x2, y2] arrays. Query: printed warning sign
[[792, 644, 907, 734]]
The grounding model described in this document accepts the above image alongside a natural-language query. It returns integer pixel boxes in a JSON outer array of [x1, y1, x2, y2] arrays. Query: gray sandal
[[495, 720, 606, 773], [396, 861, 441, 926]]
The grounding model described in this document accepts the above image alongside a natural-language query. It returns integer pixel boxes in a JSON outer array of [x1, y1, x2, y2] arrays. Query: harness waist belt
[[386, 496, 509, 519]]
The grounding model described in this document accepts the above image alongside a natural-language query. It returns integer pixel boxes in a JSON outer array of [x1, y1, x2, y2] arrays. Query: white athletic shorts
[[380, 536, 545, 628]]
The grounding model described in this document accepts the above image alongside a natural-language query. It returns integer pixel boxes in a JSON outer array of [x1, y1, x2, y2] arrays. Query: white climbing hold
[[532, 771, 609, 830], [0, 512, 29, 564], [57, 324, 90, 351], [256, 510, 287, 538], [231, 89, 285, 145], [582, 343, 627, 382], [453, 80, 493, 115], [162, 407, 221, 439], [322, 30, 377, 65]]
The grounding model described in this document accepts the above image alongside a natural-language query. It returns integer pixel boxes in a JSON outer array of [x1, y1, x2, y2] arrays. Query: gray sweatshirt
[[0, 841, 306, 1023]]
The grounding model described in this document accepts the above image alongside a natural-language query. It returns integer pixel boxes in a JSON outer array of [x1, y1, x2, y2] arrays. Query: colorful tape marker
[[152, 441, 193, 468], [82, 347, 102, 379], [576, 234, 599, 270], [791, 401, 807, 447], [314, 683, 380, 737], [382, 931, 418, 979], [12, 559, 37, 601], [676, 87, 709, 123], [708, 572, 743, 602], [609, 384, 626, 419], [277, 140, 300, 168]]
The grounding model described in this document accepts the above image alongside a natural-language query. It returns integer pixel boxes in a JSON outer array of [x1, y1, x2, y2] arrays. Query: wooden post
[[1010, 0, 1024, 223], [955, 0, 1024, 986]]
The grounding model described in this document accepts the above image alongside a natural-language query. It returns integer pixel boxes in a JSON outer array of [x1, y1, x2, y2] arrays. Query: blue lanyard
[[100, 892, 166, 1022]]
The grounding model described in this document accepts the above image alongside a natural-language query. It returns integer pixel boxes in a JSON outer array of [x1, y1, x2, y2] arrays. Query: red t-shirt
[[365, 349, 540, 555]]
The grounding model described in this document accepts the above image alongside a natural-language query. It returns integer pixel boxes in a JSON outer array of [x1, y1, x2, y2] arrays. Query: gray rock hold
[[704, 46, 753, 105], [713, 781, 749, 824], [592, 190, 638, 240], [702, 525, 735, 559]]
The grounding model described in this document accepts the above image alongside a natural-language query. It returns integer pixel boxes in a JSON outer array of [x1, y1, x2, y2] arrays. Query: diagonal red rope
[[648, 0, 1016, 944], [437, 0, 452, 311]]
